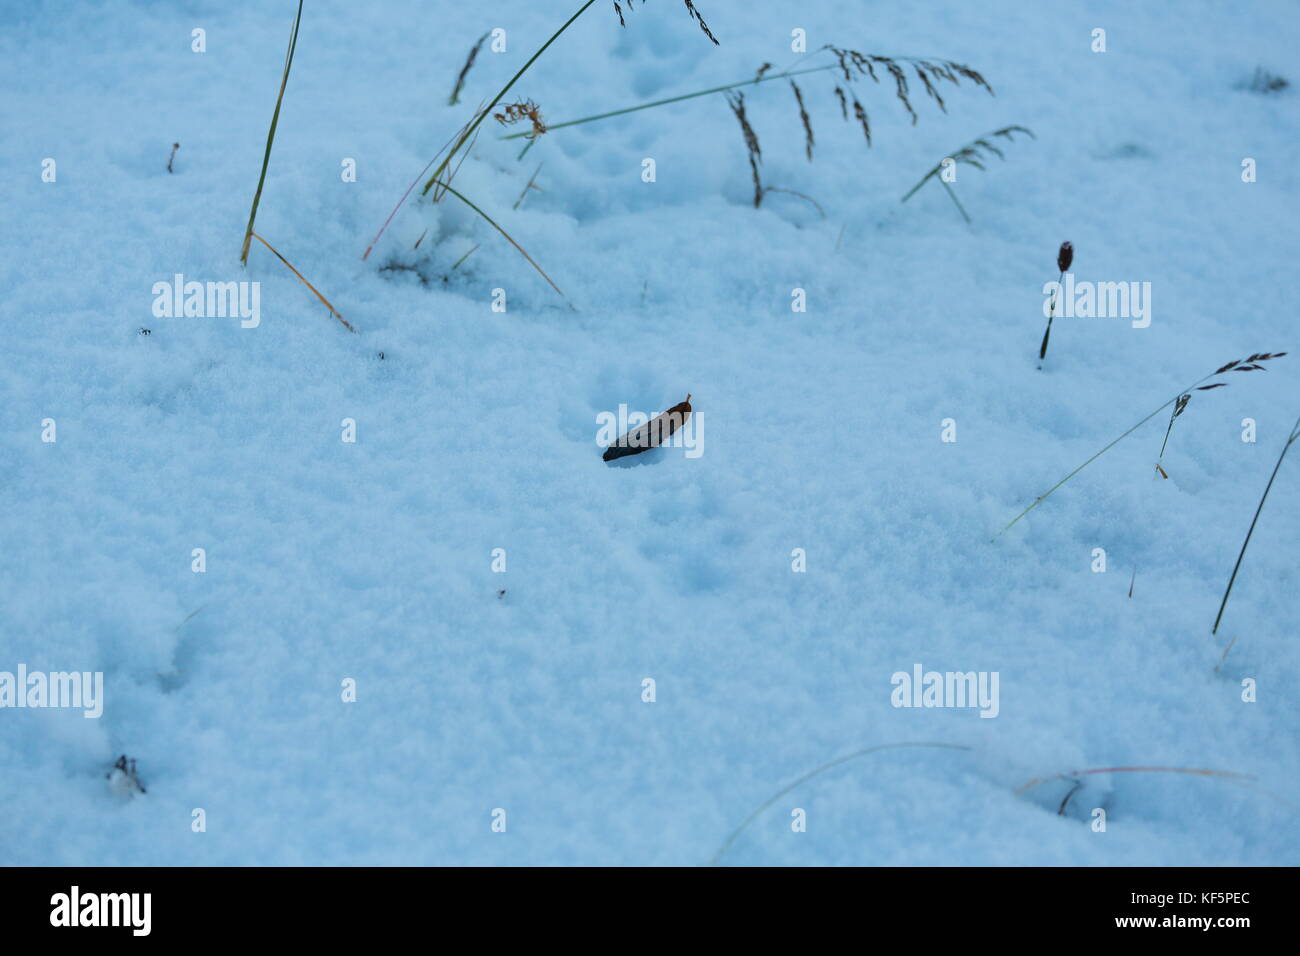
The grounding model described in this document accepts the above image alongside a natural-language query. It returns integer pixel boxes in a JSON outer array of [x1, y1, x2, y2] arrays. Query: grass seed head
[[494, 99, 548, 138], [449, 32, 489, 105], [1203, 352, 1287, 387], [726, 91, 763, 206], [790, 80, 814, 160], [852, 97, 872, 147], [1057, 241, 1074, 273], [683, 0, 720, 45], [823, 46, 993, 131]]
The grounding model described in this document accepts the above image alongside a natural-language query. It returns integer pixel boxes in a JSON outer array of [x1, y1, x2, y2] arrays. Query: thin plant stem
[[503, 49, 986, 143], [996, 367, 1237, 539], [1211, 415, 1300, 636], [241, 0, 303, 266], [433, 126, 482, 204], [502, 63, 841, 141], [900, 127, 1035, 205], [431, 180, 564, 299], [1131, 401, 1185, 597], [449, 243, 480, 271], [1037, 270, 1064, 366], [250, 232, 353, 332], [762, 186, 826, 218], [939, 179, 971, 224], [362, 118, 475, 261], [1214, 634, 1240, 672], [709, 742, 969, 866], [899, 174, 929, 204], [421, 0, 601, 196], [1155, 405, 1180, 464], [1016, 765, 1255, 795], [513, 163, 544, 210], [1021, 763, 1299, 815], [1057, 780, 1083, 815]]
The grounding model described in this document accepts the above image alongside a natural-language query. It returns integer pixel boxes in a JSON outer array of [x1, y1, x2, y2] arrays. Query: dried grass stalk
[[430, 180, 565, 299], [709, 742, 970, 865], [1016, 765, 1255, 795], [250, 232, 353, 332], [997, 351, 1287, 537], [900, 126, 1035, 206], [372, 0, 717, 263], [494, 99, 548, 138]]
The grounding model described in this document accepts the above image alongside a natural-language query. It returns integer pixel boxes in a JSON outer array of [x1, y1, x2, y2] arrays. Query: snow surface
[[1, 0, 1297, 865]]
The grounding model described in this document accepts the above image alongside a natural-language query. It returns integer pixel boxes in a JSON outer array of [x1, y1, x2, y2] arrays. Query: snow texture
[[0, 0, 1296, 865]]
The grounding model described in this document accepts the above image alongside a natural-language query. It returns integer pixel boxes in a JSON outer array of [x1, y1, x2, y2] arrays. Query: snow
[[1, 0, 1296, 865]]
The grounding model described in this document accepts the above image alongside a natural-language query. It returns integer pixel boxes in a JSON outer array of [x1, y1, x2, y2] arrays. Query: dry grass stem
[[494, 99, 548, 138], [250, 232, 353, 332], [900, 126, 1035, 210], [513, 163, 545, 210], [997, 351, 1287, 537], [709, 742, 970, 865], [1017, 765, 1256, 797], [430, 180, 564, 299]]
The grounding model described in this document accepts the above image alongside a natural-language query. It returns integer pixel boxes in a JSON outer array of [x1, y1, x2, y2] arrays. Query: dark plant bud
[[1057, 241, 1073, 273]]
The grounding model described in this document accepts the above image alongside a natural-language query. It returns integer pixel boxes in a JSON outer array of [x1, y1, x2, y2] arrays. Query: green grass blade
[[501, 63, 840, 141], [240, 0, 303, 266], [899, 168, 938, 204], [420, 0, 601, 197], [940, 179, 971, 223]]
